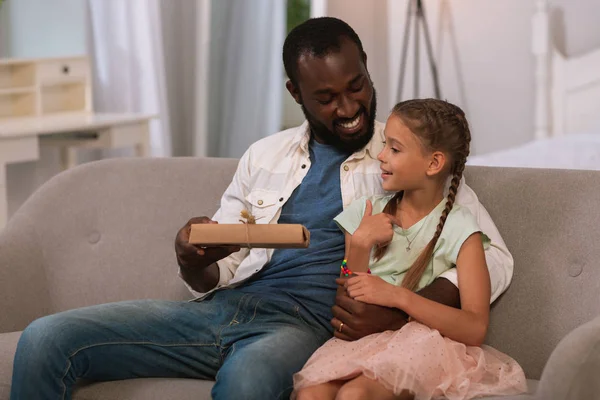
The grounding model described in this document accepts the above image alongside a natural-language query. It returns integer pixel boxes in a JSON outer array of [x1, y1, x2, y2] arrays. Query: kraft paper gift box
[[189, 223, 310, 249]]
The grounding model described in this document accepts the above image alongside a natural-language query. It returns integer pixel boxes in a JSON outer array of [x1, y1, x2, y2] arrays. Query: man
[[11, 17, 512, 400]]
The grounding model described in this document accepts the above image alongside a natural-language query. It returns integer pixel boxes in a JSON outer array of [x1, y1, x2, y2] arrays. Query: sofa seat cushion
[[482, 379, 538, 399], [0, 331, 535, 400], [0, 331, 215, 400], [74, 379, 537, 400], [0, 332, 20, 400], [73, 379, 214, 400]]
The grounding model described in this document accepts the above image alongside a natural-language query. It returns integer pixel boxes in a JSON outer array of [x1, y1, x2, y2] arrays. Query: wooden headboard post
[[532, 0, 551, 140]]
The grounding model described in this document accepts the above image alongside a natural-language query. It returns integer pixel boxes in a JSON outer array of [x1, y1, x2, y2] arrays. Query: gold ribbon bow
[[239, 209, 257, 248]]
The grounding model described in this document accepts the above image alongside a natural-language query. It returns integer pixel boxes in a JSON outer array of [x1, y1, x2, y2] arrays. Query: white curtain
[[87, 0, 172, 157], [158, 0, 211, 157], [208, 0, 286, 158], [87, 0, 285, 159]]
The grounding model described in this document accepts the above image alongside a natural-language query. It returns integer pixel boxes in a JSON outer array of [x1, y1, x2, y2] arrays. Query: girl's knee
[[337, 386, 413, 400], [295, 387, 319, 400], [335, 384, 369, 400], [295, 382, 341, 400], [335, 378, 413, 400]]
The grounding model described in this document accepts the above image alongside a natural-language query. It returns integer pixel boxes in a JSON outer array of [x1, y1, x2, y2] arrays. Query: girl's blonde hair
[[373, 98, 471, 291]]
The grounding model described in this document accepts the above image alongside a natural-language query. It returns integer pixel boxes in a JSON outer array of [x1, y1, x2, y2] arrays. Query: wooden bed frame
[[533, 0, 600, 139]]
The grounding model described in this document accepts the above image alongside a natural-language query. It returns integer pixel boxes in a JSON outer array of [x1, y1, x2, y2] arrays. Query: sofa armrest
[[0, 212, 52, 333], [535, 315, 600, 399]]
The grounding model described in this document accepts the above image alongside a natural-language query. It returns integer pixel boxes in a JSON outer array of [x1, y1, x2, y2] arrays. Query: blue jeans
[[10, 291, 330, 400]]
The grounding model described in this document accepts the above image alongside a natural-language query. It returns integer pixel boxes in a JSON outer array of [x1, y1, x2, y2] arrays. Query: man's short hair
[[283, 17, 365, 86]]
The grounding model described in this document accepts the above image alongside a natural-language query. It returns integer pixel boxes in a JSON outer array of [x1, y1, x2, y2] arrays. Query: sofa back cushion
[[12, 157, 238, 313], [11, 159, 600, 379], [465, 166, 600, 379]]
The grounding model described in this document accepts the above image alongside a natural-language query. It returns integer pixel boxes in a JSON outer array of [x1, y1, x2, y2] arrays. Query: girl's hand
[[353, 200, 399, 248], [345, 272, 400, 308]]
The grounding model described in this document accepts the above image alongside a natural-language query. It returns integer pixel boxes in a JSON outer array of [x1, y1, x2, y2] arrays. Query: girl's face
[[377, 114, 434, 192]]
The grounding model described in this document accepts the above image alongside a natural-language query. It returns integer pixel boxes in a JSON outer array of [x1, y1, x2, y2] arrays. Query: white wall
[[2, 0, 87, 218], [308, 0, 600, 155], [387, 0, 600, 155], [388, 0, 534, 155], [550, 0, 600, 56], [6, 0, 86, 58]]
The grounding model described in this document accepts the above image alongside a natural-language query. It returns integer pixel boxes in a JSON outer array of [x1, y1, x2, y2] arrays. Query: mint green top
[[334, 194, 490, 291]]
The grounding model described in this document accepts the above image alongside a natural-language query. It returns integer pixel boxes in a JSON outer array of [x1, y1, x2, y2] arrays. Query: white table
[[0, 112, 154, 227]]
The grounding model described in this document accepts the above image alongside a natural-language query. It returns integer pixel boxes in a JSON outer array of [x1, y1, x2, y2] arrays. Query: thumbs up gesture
[[353, 200, 399, 249]]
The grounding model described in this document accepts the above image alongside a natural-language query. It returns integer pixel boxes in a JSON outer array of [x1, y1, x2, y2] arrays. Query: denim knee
[[213, 364, 294, 400], [212, 331, 324, 399], [17, 314, 74, 361]]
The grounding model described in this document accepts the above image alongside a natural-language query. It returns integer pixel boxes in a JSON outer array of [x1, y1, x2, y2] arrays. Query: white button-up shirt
[[182, 121, 513, 303]]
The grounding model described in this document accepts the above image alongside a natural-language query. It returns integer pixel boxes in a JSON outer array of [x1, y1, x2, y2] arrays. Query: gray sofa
[[0, 157, 599, 400]]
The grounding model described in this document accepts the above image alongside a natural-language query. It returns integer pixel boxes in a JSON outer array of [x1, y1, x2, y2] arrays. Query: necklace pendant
[[405, 245, 411, 252]]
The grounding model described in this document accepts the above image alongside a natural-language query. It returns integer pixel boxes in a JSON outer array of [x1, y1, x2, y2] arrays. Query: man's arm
[[451, 177, 513, 302], [176, 151, 253, 295], [332, 277, 459, 340], [179, 263, 220, 293]]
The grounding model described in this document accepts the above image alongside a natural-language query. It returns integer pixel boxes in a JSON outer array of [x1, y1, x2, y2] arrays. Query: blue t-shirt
[[239, 139, 349, 332]]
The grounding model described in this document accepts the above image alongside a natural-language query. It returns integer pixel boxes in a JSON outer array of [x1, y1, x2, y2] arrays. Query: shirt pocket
[[245, 189, 280, 223]]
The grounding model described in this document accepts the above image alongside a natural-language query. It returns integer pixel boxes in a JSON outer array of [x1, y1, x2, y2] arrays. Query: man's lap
[[17, 290, 330, 384], [211, 292, 330, 398], [215, 322, 327, 399]]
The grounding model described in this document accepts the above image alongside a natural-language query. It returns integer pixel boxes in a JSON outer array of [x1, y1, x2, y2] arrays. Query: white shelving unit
[[0, 56, 91, 119], [0, 56, 155, 228]]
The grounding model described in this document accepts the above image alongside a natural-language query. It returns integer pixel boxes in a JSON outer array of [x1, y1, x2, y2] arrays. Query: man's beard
[[301, 89, 377, 154]]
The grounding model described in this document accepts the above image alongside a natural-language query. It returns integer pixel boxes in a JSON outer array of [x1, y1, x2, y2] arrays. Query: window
[[286, 0, 310, 35]]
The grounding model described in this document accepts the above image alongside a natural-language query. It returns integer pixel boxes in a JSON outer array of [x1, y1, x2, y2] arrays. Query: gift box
[[188, 223, 310, 249]]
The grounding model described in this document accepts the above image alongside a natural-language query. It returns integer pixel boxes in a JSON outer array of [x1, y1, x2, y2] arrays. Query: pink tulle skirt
[[293, 322, 527, 400]]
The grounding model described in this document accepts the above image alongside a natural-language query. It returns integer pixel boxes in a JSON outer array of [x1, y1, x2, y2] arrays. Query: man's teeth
[[339, 114, 361, 129]]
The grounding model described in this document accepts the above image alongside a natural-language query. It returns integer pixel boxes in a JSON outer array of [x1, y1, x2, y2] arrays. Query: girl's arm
[[345, 232, 371, 273], [347, 232, 490, 346], [396, 233, 491, 346]]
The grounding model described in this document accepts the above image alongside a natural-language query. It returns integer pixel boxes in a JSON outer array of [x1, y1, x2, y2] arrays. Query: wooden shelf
[[0, 62, 36, 91], [0, 91, 36, 119], [41, 84, 86, 115], [40, 77, 87, 88], [0, 87, 37, 96], [0, 55, 154, 230], [0, 56, 90, 119]]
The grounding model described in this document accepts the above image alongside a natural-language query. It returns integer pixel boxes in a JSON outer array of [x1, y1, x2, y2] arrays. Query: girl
[[293, 99, 527, 400]]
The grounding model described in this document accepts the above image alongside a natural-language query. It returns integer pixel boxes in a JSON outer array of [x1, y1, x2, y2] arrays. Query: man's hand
[[331, 276, 408, 341], [175, 217, 240, 270], [176, 217, 241, 293], [331, 276, 461, 341]]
